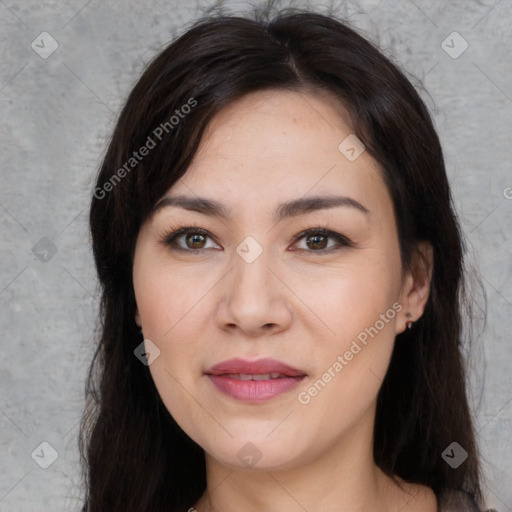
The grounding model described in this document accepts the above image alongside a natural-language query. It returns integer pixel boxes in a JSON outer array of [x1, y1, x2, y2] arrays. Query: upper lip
[[206, 358, 307, 377]]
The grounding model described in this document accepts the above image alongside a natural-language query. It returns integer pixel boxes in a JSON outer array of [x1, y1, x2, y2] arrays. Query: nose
[[215, 245, 293, 338]]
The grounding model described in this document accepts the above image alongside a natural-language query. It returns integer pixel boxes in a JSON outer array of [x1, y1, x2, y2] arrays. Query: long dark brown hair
[[81, 4, 485, 511]]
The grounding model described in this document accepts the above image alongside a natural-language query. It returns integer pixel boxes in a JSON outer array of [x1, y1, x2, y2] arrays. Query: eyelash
[[159, 222, 353, 255]]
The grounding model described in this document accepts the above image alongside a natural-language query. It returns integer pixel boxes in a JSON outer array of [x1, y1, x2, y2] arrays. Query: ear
[[135, 306, 142, 327], [396, 241, 433, 334]]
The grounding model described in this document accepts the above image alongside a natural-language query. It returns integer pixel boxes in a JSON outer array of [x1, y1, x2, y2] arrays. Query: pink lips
[[205, 357, 307, 402]]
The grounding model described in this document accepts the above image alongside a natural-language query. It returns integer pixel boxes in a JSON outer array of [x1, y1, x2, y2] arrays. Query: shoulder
[[436, 489, 499, 512]]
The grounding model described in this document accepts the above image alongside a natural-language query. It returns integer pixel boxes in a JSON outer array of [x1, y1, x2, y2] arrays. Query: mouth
[[206, 357, 307, 377], [219, 372, 297, 381], [205, 358, 307, 402]]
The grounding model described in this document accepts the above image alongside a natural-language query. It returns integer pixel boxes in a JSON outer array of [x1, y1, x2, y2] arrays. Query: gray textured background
[[0, 0, 511, 510]]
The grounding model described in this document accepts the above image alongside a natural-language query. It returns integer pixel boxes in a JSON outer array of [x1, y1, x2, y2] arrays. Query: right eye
[[161, 226, 221, 252]]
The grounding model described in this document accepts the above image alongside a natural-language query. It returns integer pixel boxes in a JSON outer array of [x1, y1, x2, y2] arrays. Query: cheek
[[137, 274, 210, 444], [147, 357, 209, 449], [291, 260, 400, 398], [295, 279, 398, 437], [136, 276, 210, 384], [133, 255, 211, 380], [291, 259, 400, 336], [133, 250, 212, 339]]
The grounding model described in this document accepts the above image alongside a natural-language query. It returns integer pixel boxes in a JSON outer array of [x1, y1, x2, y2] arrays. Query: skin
[[132, 89, 436, 512]]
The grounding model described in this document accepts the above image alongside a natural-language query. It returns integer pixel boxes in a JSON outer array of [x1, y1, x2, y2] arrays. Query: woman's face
[[132, 89, 419, 471]]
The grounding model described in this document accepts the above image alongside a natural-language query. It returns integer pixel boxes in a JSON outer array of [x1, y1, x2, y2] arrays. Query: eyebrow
[[153, 194, 370, 223]]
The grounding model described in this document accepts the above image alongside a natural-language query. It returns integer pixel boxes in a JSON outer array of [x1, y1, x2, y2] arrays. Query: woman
[[81, 5, 497, 512]]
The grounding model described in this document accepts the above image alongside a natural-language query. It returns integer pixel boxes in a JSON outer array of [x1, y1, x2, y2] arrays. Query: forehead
[[193, 88, 355, 163], [165, 89, 390, 221]]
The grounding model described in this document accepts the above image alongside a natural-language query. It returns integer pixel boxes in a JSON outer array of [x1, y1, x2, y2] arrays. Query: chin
[[201, 431, 310, 472]]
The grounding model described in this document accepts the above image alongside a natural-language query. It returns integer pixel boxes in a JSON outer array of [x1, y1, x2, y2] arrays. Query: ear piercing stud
[[405, 312, 413, 330]]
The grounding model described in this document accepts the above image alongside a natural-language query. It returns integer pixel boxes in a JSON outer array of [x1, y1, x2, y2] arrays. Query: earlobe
[[405, 312, 413, 330], [396, 273, 414, 334]]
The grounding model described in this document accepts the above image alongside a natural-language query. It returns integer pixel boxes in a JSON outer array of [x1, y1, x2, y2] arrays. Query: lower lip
[[207, 375, 305, 402]]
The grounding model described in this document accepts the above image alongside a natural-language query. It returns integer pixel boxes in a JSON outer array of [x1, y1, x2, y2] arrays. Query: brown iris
[[306, 234, 328, 250], [186, 233, 207, 249]]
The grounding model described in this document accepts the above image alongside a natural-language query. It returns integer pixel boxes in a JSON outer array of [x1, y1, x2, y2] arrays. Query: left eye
[[292, 228, 351, 253]]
